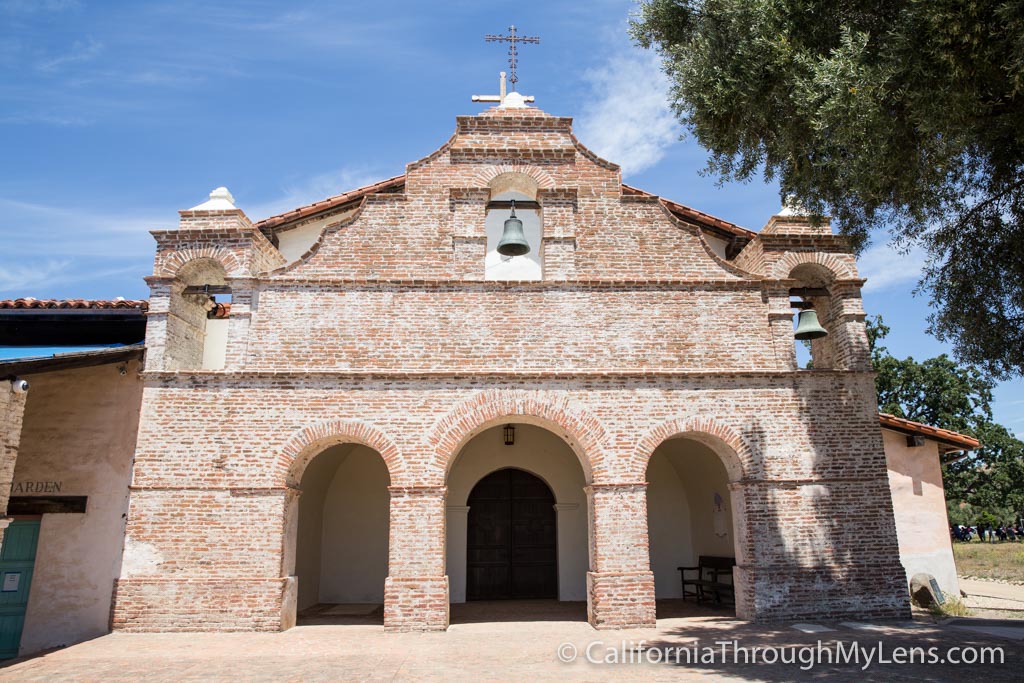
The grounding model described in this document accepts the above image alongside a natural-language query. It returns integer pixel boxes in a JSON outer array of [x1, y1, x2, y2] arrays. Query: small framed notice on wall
[[2, 572, 21, 592]]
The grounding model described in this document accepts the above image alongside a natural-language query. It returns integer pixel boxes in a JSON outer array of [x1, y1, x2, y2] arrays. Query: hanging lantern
[[794, 309, 828, 340], [497, 200, 530, 256], [504, 424, 515, 446]]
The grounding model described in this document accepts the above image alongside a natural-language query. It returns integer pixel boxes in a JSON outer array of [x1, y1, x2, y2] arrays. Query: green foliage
[[632, 0, 1024, 378], [865, 316, 1024, 522]]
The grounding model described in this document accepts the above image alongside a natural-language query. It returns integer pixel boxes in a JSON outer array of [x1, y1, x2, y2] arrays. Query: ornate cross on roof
[[485, 25, 540, 89]]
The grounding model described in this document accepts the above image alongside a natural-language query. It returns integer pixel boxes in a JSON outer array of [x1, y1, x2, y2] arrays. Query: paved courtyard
[[1, 601, 1020, 682]]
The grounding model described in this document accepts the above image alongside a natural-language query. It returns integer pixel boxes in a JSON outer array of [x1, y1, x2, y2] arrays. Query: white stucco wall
[[294, 444, 350, 610], [647, 438, 735, 598], [883, 429, 960, 598], [201, 317, 228, 370], [14, 359, 143, 655], [318, 445, 390, 603], [446, 424, 588, 602], [275, 207, 359, 263]]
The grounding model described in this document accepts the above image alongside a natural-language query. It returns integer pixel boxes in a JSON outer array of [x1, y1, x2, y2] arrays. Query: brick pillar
[[586, 483, 656, 629], [825, 282, 871, 371], [223, 279, 255, 370], [726, 481, 755, 620], [384, 485, 449, 631], [765, 283, 798, 371]]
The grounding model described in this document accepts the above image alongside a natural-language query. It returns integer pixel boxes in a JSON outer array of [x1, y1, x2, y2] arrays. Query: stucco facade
[[110, 102, 911, 632], [883, 426, 964, 598], [0, 357, 143, 655]]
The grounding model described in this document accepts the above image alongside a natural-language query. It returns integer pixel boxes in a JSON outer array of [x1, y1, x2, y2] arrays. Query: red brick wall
[[114, 105, 909, 632]]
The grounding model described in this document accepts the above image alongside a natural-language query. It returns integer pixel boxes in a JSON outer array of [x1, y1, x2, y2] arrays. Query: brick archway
[[772, 251, 855, 281], [276, 419, 405, 488], [158, 248, 243, 279], [426, 390, 606, 483], [632, 416, 754, 483]]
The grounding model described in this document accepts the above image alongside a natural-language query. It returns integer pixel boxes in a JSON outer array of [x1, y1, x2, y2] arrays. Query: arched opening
[[789, 262, 838, 370], [646, 436, 741, 618], [166, 258, 230, 371], [446, 423, 588, 622], [289, 443, 391, 625], [485, 173, 543, 280]]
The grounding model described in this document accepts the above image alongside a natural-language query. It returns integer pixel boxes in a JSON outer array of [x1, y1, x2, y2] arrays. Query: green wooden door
[[0, 520, 39, 659]]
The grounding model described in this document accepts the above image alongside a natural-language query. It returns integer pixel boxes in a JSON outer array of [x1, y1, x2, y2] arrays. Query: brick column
[[586, 483, 656, 629], [223, 278, 255, 370], [825, 282, 871, 371], [765, 283, 797, 371], [384, 485, 449, 631]]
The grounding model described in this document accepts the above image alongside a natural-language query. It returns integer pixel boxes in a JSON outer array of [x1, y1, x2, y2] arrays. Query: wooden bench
[[678, 556, 736, 605]]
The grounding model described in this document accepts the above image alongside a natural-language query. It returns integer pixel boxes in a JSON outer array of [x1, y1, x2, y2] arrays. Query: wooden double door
[[466, 468, 557, 600]]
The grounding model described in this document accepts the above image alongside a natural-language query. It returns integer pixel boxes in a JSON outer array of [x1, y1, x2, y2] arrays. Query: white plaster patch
[[120, 537, 164, 577]]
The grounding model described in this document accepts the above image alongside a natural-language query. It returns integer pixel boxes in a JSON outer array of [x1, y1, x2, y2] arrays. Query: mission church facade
[[95, 89, 918, 632]]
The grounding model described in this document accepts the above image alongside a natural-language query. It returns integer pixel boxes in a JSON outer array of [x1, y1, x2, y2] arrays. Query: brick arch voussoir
[[633, 416, 753, 483], [772, 251, 855, 282], [428, 390, 605, 483], [473, 164, 556, 191], [159, 247, 243, 279], [277, 420, 406, 488]]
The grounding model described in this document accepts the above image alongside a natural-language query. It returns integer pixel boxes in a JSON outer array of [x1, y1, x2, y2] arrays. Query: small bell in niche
[[497, 199, 530, 257]]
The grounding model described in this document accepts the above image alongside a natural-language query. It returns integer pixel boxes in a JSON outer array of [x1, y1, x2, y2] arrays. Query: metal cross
[[485, 25, 540, 89]]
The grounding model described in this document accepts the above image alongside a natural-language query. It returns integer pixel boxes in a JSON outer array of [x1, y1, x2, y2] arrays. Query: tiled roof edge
[[879, 412, 981, 452]]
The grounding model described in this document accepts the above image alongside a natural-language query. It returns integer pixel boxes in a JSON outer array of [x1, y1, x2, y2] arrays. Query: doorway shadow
[[297, 603, 384, 626], [450, 599, 587, 624]]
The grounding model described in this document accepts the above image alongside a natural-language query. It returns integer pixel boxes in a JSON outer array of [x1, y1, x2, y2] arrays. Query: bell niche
[[485, 173, 543, 281]]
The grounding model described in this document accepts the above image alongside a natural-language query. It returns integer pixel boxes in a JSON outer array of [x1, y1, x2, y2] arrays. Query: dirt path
[[960, 578, 1024, 618]]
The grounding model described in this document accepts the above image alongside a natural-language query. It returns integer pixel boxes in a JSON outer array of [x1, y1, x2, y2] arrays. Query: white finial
[[499, 91, 528, 109], [472, 71, 535, 107], [189, 186, 237, 211], [778, 194, 807, 216]]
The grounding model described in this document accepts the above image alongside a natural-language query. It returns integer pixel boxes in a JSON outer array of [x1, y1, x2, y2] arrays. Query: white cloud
[[37, 36, 102, 73], [575, 50, 680, 177], [0, 259, 70, 293], [858, 241, 928, 293]]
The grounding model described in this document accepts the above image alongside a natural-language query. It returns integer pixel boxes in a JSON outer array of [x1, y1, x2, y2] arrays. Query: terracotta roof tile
[[0, 298, 149, 311], [254, 174, 406, 232], [879, 413, 981, 452], [622, 183, 757, 240]]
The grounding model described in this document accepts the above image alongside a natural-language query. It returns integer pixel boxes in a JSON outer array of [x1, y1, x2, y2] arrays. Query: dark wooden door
[[466, 468, 557, 600]]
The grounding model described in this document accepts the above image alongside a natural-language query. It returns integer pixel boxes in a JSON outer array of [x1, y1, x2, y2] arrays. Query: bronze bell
[[497, 200, 530, 256], [794, 309, 828, 340]]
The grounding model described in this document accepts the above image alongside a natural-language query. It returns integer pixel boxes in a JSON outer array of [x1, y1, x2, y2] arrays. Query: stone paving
[[0, 601, 1020, 682]]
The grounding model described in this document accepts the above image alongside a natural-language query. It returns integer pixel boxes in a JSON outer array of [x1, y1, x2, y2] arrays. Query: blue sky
[[1, 0, 1020, 433]]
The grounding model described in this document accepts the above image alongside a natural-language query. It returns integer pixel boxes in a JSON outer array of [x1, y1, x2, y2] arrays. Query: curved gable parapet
[[568, 132, 621, 173], [653, 200, 763, 281], [405, 131, 458, 173], [262, 196, 374, 277]]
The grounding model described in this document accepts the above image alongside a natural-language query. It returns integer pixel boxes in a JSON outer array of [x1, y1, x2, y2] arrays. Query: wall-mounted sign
[[2, 573, 20, 592], [10, 481, 62, 494]]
